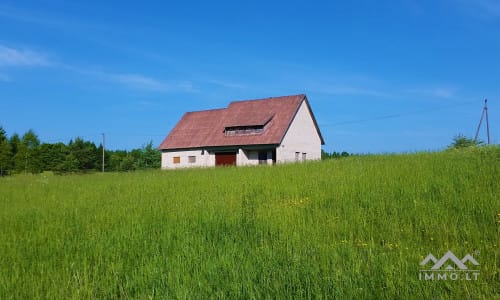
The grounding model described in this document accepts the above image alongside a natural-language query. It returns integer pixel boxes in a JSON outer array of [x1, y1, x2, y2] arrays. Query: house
[[158, 94, 324, 169]]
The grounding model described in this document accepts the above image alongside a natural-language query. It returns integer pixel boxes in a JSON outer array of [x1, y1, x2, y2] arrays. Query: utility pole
[[474, 99, 491, 144], [485, 99, 490, 145], [102, 133, 105, 172]]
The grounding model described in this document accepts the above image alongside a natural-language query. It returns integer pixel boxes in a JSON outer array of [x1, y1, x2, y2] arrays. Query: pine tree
[[0, 139, 11, 175], [0, 127, 12, 175]]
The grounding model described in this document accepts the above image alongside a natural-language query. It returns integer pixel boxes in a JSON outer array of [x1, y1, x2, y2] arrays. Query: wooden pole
[[102, 133, 105, 172]]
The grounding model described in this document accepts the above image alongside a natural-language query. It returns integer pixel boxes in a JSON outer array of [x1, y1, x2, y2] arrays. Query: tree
[[9, 130, 42, 173], [133, 141, 161, 169], [37, 143, 67, 171], [57, 153, 79, 173], [0, 126, 7, 143], [449, 134, 483, 149], [321, 149, 331, 159], [9, 133, 21, 157], [14, 130, 41, 173], [13, 143, 28, 173], [68, 138, 99, 171], [321, 149, 351, 159], [0, 126, 166, 174], [0, 139, 11, 175], [22, 129, 40, 149], [0, 127, 12, 175]]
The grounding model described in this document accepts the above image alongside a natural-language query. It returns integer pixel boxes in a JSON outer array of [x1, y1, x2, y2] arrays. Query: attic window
[[224, 125, 264, 136]]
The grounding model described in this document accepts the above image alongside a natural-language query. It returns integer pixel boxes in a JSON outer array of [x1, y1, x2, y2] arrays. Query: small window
[[188, 156, 196, 163], [302, 153, 307, 161], [295, 152, 300, 161], [173, 156, 180, 164]]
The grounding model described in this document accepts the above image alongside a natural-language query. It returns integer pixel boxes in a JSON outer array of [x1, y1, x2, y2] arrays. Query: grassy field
[[0, 147, 498, 299]]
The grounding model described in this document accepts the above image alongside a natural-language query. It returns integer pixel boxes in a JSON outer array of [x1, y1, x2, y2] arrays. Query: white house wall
[[162, 148, 276, 168], [238, 149, 273, 166], [161, 149, 214, 169], [237, 149, 253, 166], [276, 101, 322, 163]]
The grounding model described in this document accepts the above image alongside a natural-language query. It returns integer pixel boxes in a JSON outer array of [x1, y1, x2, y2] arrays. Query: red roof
[[159, 94, 324, 150]]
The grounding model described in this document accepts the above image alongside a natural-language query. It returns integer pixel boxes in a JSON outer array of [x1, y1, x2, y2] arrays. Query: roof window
[[224, 125, 265, 136]]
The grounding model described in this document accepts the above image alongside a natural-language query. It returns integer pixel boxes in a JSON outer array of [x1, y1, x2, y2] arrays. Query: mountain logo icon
[[420, 250, 479, 270]]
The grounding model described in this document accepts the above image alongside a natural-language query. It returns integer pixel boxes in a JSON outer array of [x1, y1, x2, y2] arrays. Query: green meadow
[[0, 147, 498, 299]]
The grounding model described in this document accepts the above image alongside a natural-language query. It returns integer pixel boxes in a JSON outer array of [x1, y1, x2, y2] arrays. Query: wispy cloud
[[452, 0, 500, 18], [0, 45, 51, 66], [312, 84, 389, 97], [0, 4, 103, 32], [0, 45, 192, 92], [105, 73, 189, 92], [206, 79, 246, 89], [405, 86, 458, 99], [429, 87, 456, 98], [304, 79, 389, 97], [305, 74, 458, 101], [61, 64, 194, 93], [470, 0, 500, 16], [0, 4, 60, 27], [292, 71, 393, 98]]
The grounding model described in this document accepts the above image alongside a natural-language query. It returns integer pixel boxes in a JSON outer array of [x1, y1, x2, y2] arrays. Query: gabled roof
[[159, 94, 324, 150]]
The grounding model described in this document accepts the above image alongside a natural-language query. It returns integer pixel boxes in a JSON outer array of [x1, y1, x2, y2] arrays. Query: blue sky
[[1, 0, 499, 153]]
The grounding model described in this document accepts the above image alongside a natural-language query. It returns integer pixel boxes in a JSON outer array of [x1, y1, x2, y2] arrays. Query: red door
[[215, 153, 236, 166]]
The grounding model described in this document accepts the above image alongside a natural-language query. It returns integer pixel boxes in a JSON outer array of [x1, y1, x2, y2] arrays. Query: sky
[[1, 0, 499, 153]]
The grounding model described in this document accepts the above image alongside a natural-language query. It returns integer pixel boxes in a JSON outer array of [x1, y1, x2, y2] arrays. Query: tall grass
[[0, 147, 498, 299]]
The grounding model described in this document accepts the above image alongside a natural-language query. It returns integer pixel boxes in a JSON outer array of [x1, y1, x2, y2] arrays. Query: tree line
[[321, 149, 351, 159], [0, 127, 160, 175]]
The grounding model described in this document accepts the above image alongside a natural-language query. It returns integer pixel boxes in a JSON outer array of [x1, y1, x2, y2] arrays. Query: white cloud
[[405, 86, 457, 99], [207, 79, 246, 89], [59, 64, 194, 93], [429, 87, 456, 98], [294, 72, 392, 98], [0, 44, 191, 92], [0, 45, 51, 66], [310, 84, 389, 97], [105, 73, 193, 92], [108, 73, 169, 90], [296, 71, 459, 102]]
